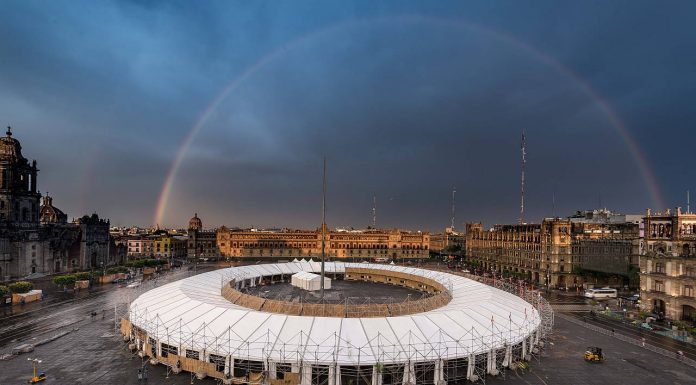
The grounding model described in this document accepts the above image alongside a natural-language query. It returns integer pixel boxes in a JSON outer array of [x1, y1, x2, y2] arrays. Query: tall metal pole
[[451, 187, 456, 230], [520, 130, 526, 224], [372, 194, 377, 228], [320, 157, 326, 299], [688, 190, 691, 214]]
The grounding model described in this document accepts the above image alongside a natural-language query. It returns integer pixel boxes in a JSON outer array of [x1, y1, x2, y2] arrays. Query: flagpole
[[320, 156, 326, 299]]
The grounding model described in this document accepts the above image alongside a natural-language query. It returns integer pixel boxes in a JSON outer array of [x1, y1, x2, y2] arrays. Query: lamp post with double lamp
[[27, 357, 44, 383]]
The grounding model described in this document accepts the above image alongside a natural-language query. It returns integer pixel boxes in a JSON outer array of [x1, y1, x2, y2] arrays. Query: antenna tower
[[320, 157, 326, 299], [372, 194, 377, 228], [688, 190, 691, 214], [520, 130, 526, 224], [451, 187, 456, 230]]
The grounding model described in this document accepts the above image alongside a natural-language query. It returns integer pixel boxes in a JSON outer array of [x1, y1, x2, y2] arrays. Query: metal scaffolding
[[117, 264, 553, 385]]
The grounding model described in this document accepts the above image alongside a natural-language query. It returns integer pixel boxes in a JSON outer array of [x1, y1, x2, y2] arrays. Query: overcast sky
[[1, 1, 694, 231]]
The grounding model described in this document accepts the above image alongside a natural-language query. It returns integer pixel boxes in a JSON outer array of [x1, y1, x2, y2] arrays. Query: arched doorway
[[683, 305, 696, 321], [652, 299, 666, 316]]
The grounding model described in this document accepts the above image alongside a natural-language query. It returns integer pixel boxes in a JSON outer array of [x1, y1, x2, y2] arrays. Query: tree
[[8, 281, 33, 294], [445, 244, 462, 253], [628, 265, 640, 287]]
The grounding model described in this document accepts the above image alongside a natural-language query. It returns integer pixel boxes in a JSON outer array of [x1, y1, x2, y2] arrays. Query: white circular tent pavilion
[[122, 262, 550, 384]]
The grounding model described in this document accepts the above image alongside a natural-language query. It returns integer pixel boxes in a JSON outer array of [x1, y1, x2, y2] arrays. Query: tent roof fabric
[[292, 271, 321, 281], [129, 262, 541, 365]]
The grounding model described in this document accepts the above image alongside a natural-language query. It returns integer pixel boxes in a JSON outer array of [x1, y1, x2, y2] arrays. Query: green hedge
[[53, 275, 77, 286], [106, 266, 130, 275], [0, 285, 8, 296], [74, 272, 92, 281], [9, 281, 33, 294]]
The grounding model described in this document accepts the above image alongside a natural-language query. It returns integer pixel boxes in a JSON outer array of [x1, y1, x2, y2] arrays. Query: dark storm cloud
[[1, 1, 695, 230]]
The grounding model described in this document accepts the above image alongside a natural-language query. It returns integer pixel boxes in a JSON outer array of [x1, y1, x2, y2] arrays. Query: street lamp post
[[27, 357, 42, 382]]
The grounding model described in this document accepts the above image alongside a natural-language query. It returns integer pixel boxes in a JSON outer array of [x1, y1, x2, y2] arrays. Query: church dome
[[0, 127, 25, 162], [40, 193, 67, 224], [188, 213, 202, 231]]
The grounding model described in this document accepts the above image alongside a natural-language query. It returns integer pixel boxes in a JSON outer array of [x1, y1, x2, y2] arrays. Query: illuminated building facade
[[640, 208, 696, 320], [216, 227, 430, 260]]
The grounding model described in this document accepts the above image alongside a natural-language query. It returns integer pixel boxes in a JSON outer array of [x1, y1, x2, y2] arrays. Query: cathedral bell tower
[[0, 127, 41, 228]]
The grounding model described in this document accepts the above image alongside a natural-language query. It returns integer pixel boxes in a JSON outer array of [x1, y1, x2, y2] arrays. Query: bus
[[584, 288, 618, 299]]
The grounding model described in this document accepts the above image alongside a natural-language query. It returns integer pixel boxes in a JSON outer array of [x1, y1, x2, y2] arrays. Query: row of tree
[[52, 265, 133, 286], [125, 259, 168, 268]]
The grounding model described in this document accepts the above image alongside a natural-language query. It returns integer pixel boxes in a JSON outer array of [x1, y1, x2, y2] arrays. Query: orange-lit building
[[216, 227, 430, 260]]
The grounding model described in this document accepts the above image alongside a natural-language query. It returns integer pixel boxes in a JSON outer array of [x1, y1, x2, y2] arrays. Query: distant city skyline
[[1, 1, 695, 230]]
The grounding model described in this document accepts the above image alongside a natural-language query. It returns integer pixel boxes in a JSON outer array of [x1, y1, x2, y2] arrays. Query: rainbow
[[154, 15, 665, 226]]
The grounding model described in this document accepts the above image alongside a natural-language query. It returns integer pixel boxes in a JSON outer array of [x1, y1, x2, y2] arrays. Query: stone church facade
[[0, 127, 121, 281]]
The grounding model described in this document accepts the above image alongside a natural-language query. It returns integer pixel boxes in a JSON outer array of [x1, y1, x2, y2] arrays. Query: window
[[685, 285, 694, 297], [185, 349, 200, 360], [654, 280, 665, 293], [654, 263, 665, 274]]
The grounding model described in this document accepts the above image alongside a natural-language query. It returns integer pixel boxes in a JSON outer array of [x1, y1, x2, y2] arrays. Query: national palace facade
[[216, 226, 430, 260]]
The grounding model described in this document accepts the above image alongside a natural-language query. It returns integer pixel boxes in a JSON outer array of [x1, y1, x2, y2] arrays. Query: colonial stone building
[[0, 127, 120, 281], [186, 213, 218, 259], [127, 236, 154, 258], [569, 209, 641, 287], [466, 219, 573, 287], [465, 210, 641, 289], [152, 230, 187, 259], [429, 227, 466, 254], [640, 208, 696, 320], [216, 227, 430, 260]]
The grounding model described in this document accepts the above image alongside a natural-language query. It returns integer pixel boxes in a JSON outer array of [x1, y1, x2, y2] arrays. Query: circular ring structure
[[123, 262, 545, 383]]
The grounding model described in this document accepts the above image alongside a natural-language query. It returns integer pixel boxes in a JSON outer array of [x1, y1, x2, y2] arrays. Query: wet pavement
[[488, 316, 696, 385], [1, 263, 696, 384]]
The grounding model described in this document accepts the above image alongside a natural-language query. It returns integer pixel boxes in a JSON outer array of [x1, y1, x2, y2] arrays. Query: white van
[[584, 288, 617, 299]]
